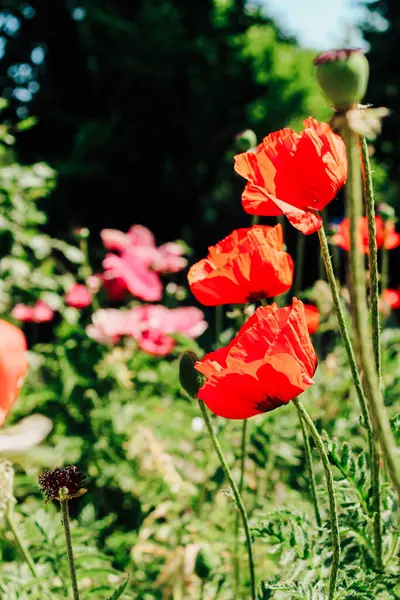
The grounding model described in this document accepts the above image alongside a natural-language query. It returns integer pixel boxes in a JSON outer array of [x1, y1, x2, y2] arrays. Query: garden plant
[[0, 48, 399, 600]]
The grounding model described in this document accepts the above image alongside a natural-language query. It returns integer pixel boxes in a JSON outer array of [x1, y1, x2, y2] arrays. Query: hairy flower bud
[[179, 351, 204, 398]]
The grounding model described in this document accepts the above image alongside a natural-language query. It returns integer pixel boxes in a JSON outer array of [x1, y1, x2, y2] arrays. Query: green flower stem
[[360, 136, 381, 380], [60, 498, 80, 600], [381, 246, 389, 294], [317, 225, 373, 444], [198, 400, 256, 600], [296, 406, 322, 528], [233, 419, 248, 594], [318, 224, 384, 567], [359, 135, 383, 569], [5, 501, 39, 580], [342, 123, 400, 501], [292, 398, 340, 600]]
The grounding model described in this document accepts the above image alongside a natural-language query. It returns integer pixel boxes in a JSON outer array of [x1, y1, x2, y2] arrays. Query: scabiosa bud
[[38, 465, 87, 503], [179, 351, 205, 398], [314, 48, 369, 110], [235, 129, 257, 153]]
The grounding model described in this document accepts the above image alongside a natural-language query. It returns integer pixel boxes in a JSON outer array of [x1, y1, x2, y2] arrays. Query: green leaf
[[105, 577, 130, 600]]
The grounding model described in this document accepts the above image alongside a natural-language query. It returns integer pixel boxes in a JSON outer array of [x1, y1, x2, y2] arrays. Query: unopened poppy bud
[[194, 545, 218, 580], [314, 49, 369, 110], [179, 351, 204, 397], [235, 129, 257, 152]]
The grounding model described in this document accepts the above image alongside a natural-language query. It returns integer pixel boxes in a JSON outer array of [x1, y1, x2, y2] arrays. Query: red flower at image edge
[[0, 320, 28, 427], [303, 304, 320, 334], [195, 298, 317, 419], [331, 216, 400, 253], [187, 225, 293, 305], [234, 118, 347, 235]]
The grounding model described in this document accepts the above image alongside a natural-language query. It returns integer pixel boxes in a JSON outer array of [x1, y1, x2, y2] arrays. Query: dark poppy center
[[255, 396, 284, 413], [247, 291, 266, 302]]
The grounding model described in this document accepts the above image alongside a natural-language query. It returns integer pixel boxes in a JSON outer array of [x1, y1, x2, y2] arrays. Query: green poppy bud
[[195, 545, 218, 580], [314, 49, 369, 111], [179, 351, 204, 397], [235, 129, 257, 152]]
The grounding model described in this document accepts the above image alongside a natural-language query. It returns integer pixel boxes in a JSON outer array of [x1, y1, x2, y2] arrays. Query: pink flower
[[153, 243, 187, 273], [102, 250, 163, 302], [86, 305, 207, 353], [138, 330, 175, 356], [12, 301, 54, 323], [65, 284, 92, 309], [86, 309, 142, 344], [87, 274, 103, 294]]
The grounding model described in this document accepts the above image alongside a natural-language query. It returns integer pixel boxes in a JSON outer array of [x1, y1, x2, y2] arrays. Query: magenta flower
[[138, 330, 175, 356], [65, 284, 92, 309], [102, 250, 163, 302], [12, 300, 54, 323]]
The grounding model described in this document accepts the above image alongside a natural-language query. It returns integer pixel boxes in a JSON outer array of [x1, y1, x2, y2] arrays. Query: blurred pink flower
[[86, 309, 142, 344], [87, 304, 207, 353], [103, 250, 163, 302], [12, 301, 54, 323], [65, 284, 92, 309], [138, 330, 175, 356], [100, 224, 187, 288], [86, 274, 103, 294], [152, 242, 187, 273]]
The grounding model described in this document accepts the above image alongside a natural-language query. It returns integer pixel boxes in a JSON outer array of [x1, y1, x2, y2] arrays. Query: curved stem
[[233, 419, 248, 594], [317, 226, 373, 441], [5, 503, 39, 579], [198, 401, 256, 600], [359, 135, 383, 569], [296, 407, 322, 528], [293, 398, 340, 600], [60, 499, 80, 600], [342, 123, 400, 500], [318, 226, 385, 568]]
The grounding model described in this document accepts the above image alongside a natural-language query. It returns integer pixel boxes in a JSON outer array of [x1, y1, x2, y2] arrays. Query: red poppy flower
[[303, 304, 320, 334], [195, 298, 317, 419], [234, 118, 347, 235], [187, 225, 293, 305], [331, 216, 400, 253], [381, 288, 400, 311], [0, 320, 28, 427]]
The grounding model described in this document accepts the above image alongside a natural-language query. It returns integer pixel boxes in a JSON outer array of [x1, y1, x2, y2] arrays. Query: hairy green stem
[[296, 407, 322, 527], [60, 499, 80, 600], [359, 135, 383, 569], [317, 225, 384, 564], [293, 398, 340, 599], [5, 502, 39, 580], [198, 401, 256, 600], [317, 226, 373, 441], [360, 136, 381, 380], [233, 419, 248, 594], [342, 123, 400, 501]]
